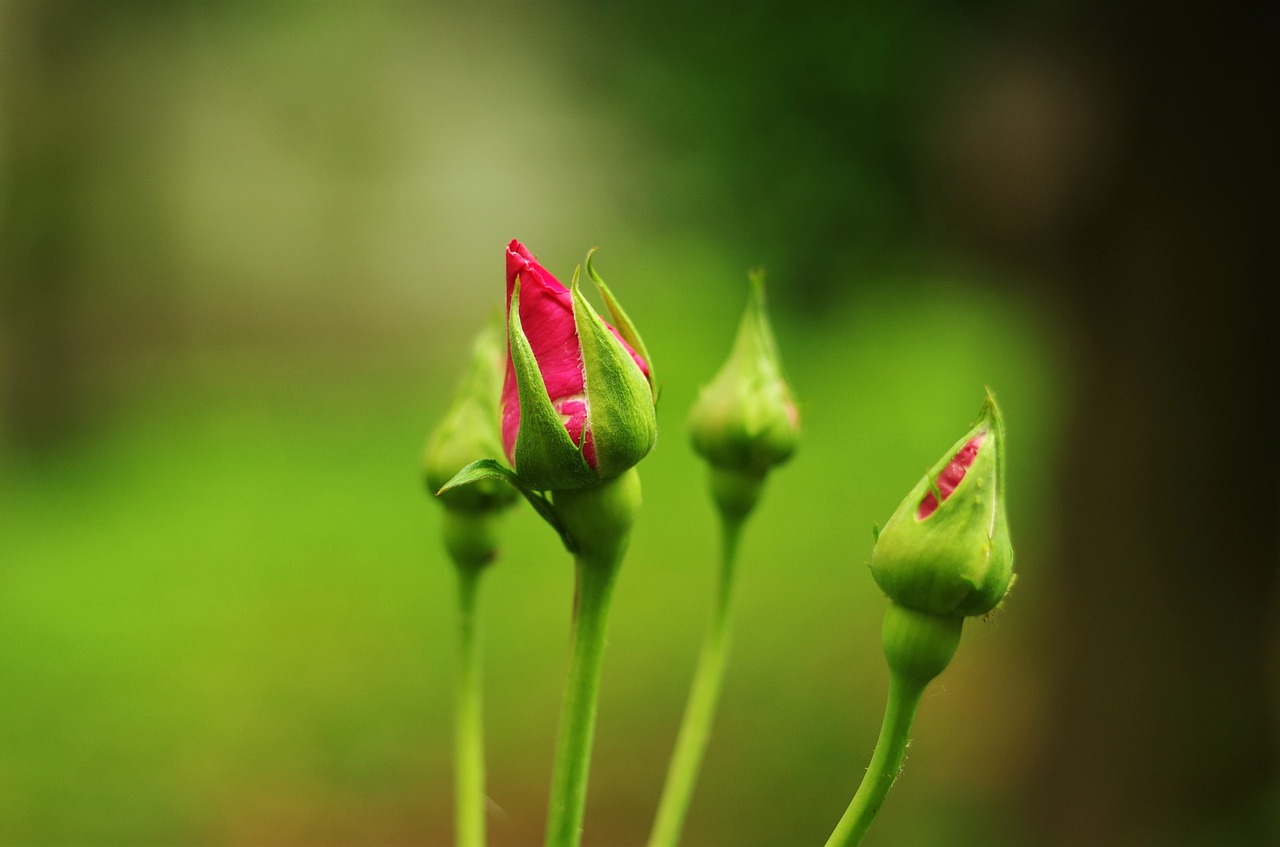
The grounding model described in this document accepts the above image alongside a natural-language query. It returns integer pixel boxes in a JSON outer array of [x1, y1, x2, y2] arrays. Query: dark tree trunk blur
[[0, 2, 97, 452], [949, 8, 1277, 846], [1, 1, 180, 455]]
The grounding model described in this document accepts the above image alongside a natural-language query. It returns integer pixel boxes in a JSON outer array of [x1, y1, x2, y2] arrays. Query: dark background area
[[2, 2, 1275, 845]]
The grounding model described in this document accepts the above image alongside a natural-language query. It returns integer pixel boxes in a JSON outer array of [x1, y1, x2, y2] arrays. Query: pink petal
[[502, 240, 586, 465], [917, 431, 985, 519], [555, 396, 594, 466]]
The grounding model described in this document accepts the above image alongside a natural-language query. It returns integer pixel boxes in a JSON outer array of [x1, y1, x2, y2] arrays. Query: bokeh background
[[1, 2, 1274, 846]]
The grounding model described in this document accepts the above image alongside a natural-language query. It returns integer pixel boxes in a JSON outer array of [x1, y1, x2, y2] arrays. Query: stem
[[543, 550, 622, 847], [822, 673, 926, 847], [454, 566, 487, 847], [647, 514, 745, 847]]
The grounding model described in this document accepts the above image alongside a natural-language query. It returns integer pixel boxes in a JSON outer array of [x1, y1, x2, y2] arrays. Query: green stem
[[543, 550, 622, 847], [822, 673, 926, 847], [454, 566, 487, 847], [647, 514, 745, 847]]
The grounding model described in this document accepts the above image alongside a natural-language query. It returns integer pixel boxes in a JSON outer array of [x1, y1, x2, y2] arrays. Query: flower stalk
[[647, 507, 744, 847], [544, 554, 620, 847], [544, 468, 642, 847], [425, 319, 516, 847], [823, 606, 962, 847], [453, 561, 488, 847], [649, 273, 798, 847]]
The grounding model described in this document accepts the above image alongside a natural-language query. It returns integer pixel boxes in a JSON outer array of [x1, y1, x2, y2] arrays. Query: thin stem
[[822, 673, 926, 847], [543, 551, 622, 847], [454, 566, 487, 847], [647, 514, 745, 847]]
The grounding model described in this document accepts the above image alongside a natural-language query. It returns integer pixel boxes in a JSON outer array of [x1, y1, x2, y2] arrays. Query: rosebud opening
[[501, 240, 657, 491], [917, 432, 985, 519]]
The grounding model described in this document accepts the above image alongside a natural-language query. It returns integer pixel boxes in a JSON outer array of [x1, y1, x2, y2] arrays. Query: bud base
[[551, 467, 643, 563], [443, 508, 505, 571], [706, 465, 766, 522], [881, 603, 963, 688]]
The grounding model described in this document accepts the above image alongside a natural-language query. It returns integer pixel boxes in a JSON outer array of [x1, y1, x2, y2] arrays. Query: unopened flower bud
[[424, 319, 519, 515], [870, 391, 1014, 618], [502, 240, 657, 492], [688, 271, 799, 519]]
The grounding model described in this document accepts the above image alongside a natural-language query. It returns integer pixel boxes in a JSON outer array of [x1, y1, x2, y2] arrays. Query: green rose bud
[[423, 318, 519, 515], [687, 271, 800, 521], [688, 270, 800, 474], [869, 391, 1014, 618]]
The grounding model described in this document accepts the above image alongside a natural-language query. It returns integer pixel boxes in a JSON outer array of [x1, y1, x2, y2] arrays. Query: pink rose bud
[[501, 240, 657, 492], [869, 391, 1014, 618]]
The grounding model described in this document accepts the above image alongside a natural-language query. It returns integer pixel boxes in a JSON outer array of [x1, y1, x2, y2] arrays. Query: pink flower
[[501, 240, 651, 477]]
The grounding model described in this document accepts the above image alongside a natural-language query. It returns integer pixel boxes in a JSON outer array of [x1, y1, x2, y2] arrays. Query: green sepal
[[439, 458, 578, 554], [571, 272, 658, 481], [508, 282, 597, 492], [870, 390, 1014, 618], [585, 248, 656, 397]]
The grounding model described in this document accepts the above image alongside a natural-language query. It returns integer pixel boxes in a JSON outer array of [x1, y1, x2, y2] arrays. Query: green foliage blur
[[2, 2, 1274, 847]]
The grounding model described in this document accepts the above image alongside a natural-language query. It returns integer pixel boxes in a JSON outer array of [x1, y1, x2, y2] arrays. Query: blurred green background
[[1, 2, 1274, 846]]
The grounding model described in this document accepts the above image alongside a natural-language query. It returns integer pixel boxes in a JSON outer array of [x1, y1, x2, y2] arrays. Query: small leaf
[[438, 458, 579, 553], [437, 458, 516, 496]]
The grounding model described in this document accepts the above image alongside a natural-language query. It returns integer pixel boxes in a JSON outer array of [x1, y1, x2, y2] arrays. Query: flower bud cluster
[[431, 242, 1015, 629]]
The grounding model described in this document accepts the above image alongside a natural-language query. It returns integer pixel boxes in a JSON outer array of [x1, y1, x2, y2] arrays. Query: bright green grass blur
[[0, 252, 1065, 845]]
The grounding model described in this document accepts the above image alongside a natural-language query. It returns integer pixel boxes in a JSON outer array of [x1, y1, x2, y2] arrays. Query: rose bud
[[689, 271, 799, 473], [502, 239, 657, 492], [687, 271, 799, 518], [424, 317, 518, 513], [869, 391, 1014, 618], [423, 318, 518, 569]]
